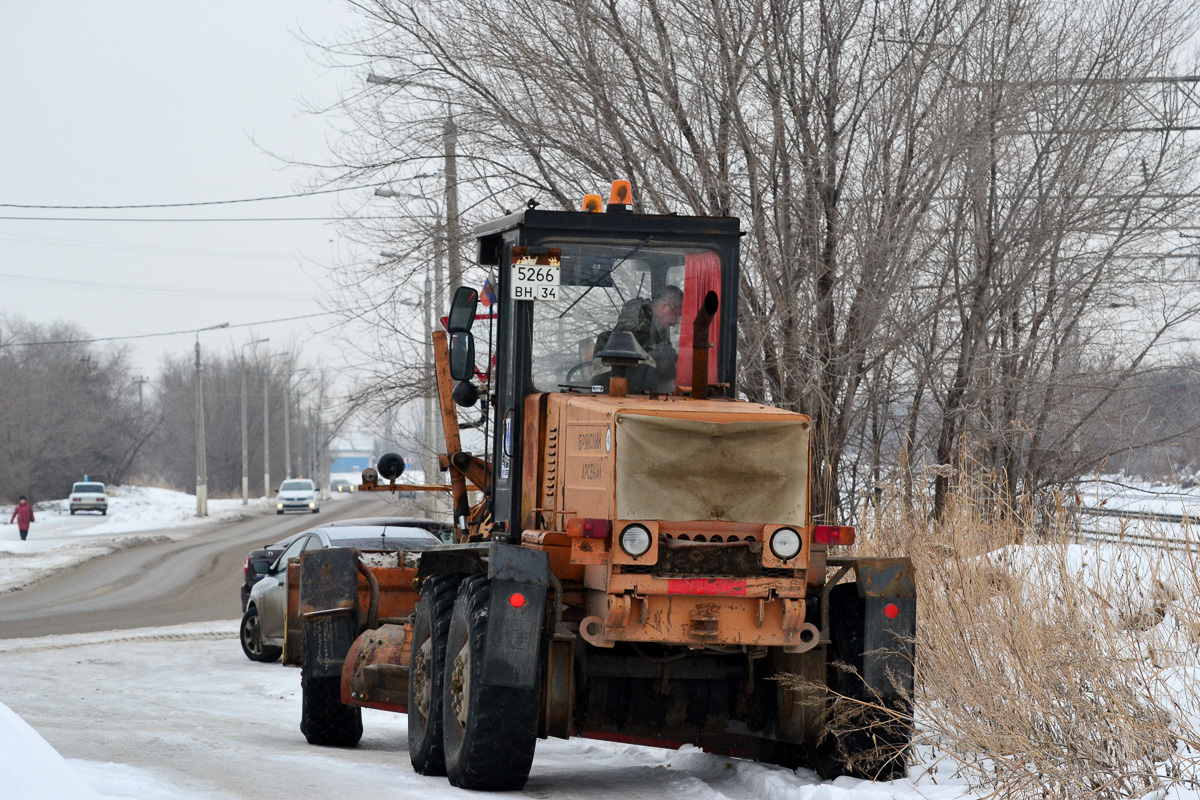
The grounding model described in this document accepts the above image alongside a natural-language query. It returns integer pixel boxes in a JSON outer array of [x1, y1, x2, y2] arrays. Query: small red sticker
[[509, 593, 526, 608], [884, 603, 900, 619]]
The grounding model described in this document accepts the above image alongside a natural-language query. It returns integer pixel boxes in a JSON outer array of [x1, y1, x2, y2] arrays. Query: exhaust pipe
[[691, 291, 719, 400]]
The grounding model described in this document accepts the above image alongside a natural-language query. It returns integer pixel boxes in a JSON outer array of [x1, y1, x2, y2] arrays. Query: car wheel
[[277, 510, 284, 515], [69, 510, 76, 515], [240, 606, 282, 663], [101, 509, 107, 516], [312, 508, 320, 514]]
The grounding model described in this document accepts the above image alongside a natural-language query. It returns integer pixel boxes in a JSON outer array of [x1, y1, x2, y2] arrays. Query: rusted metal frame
[[433, 330, 471, 539], [820, 564, 854, 644], [357, 483, 450, 493], [444, 450, 492, 491]]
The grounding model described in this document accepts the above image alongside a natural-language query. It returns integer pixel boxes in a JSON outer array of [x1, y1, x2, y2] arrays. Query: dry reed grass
[[840, 481, 1200, 798]]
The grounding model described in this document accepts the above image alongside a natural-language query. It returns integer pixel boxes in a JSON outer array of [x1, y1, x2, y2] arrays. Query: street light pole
[[194, 323, 229, 517]]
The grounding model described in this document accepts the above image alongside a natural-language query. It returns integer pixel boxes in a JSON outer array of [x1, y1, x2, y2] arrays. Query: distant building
[[328, 432, 375, 483]]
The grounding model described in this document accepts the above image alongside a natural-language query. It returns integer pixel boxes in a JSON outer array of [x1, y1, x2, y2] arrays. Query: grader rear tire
[[407, 573, 463, 776], [442, 575, 540, 791]]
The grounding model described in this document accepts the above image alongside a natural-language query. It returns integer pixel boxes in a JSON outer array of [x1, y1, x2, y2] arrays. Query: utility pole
[[423, 274, 437, 491], [195, 340, 206, 518], [443, 115, 462, 294], [284, 382, 292, 479], [131, 376, 149, 415], [193, 322, 228, 517], [240, 339, 268, 505], [263, 373, 271, 497]]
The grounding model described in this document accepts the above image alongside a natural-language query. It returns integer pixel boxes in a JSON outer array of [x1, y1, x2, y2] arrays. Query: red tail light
[[243, 558, 250, 575], [813, 525, 856, 546]]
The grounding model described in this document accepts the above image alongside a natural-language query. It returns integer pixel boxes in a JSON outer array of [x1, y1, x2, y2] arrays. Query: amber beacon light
[[607, 179, 633, 212]]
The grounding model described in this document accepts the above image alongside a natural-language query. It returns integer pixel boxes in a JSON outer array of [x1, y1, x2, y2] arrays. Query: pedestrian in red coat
[[9, 496, 34, 541]]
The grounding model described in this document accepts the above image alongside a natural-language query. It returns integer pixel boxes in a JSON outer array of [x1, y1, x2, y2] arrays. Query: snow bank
[[0, 700, 103, 800]]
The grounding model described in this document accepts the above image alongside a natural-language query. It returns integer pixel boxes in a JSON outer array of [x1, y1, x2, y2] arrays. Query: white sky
[[0, 1, 371, 383]]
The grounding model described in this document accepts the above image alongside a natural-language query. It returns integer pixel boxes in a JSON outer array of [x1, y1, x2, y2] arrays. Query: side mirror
[[449, 331, 475, 381], [447, 286, 479, 333]]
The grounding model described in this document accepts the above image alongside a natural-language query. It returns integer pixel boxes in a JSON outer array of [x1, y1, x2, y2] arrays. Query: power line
[[0, 184, 382, 210], [0, 216, 379, 223], [0, 312, 338, 348], [0, 271, 314, 302]]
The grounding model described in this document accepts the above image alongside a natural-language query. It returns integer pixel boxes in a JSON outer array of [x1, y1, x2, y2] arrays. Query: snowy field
[[0, 487, 348, 596]]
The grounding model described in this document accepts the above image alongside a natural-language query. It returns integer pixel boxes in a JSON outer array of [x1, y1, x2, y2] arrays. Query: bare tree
[[318, 0, 1200, 518]]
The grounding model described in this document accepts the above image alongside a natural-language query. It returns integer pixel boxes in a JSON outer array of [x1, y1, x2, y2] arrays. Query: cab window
[[527, 242, 722, 394]]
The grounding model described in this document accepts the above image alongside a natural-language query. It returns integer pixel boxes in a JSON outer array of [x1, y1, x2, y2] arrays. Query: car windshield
[[280, 481, 313, 491], [72, 484, 105, 493], [529, 241, 723, 394]]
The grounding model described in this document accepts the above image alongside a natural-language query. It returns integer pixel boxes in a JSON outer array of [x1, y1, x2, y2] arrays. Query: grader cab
[[295, 182, 916, 790]]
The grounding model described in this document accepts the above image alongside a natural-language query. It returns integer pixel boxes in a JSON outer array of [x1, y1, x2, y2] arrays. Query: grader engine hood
[[615, 412, 809, 525]]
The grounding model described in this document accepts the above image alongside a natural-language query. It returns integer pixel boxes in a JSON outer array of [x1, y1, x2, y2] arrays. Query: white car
[[276, 479, 319, 515], [69, 480, 108, 515], [239, 519, 447, 662]]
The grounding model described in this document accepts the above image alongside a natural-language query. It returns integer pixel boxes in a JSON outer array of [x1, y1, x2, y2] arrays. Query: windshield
[[72, 483, 105, 493], [528, 242, 722, 394], [280, 480, 313, 492]]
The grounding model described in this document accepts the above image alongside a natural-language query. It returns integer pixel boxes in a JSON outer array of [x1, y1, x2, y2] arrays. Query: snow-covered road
[[0, 622, 976, 800]]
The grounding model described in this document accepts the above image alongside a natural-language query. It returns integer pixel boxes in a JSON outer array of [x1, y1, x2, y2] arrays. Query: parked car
[[330, 478, 354, 493], [239, 518, 449, 662], [69, 480, 108, 515], [275, 478, 319, 515], [241, 531, 306, 612]]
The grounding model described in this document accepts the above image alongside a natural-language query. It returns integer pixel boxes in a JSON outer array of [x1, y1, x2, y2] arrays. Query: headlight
[[276, 503, 283, 509], [309, 502, 316, 508], [618, 524, 652, 558], [769, 527, 802, 561]]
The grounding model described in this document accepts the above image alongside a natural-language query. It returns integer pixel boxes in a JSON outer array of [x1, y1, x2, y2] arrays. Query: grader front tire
[[442, 575, 540, 791]]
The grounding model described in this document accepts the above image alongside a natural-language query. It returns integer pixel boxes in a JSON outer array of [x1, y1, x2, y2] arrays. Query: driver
[[604, 284, 683, 392]]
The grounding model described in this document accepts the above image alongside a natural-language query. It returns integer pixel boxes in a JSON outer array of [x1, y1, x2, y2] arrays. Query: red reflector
[[509, 593, 526, 608], [813, 525, 855, 546], [884, 603, 900, 619], [582, 518, 612, 539]]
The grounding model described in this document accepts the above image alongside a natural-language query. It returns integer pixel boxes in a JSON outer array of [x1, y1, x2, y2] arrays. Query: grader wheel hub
[[412, 638, 433, 720], [450, 643, 472, 729]]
